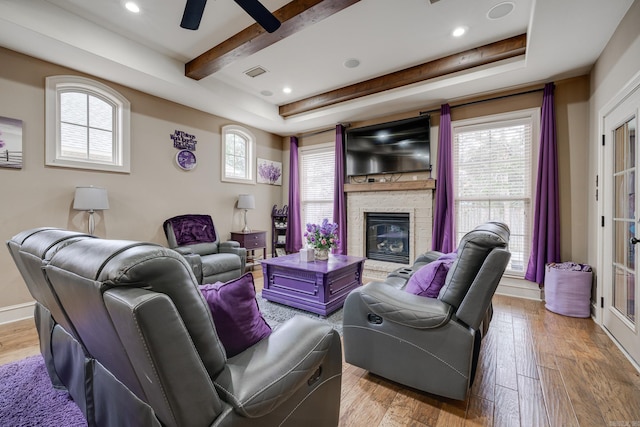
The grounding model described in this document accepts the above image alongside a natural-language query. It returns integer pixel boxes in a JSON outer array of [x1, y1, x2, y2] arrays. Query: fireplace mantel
[[343, 179, 435, 193]]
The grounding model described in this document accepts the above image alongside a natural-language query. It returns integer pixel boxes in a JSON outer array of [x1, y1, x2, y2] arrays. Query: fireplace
[[366, 213, 410, 264], [346, 181, 434, 279]]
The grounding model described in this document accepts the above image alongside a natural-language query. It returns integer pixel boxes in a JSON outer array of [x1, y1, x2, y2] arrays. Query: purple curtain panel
[[432, 103, 455, 253], [525, 82, 561, 284], [333, 124, 347, 254], [286, 136, 303, 253]]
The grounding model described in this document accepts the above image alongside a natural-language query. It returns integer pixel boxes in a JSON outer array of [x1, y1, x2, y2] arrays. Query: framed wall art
[[257, 158, 282, 185], [0, 116, 23, 169]]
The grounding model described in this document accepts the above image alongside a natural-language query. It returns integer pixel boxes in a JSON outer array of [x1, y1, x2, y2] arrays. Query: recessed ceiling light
[[260, 90, 273, 97], [125, 2, 140, 13], [283, 87, 292, 94], [344, 58, 360, 69], [487, 2, 515, 20], [452, 26, 467, 37]]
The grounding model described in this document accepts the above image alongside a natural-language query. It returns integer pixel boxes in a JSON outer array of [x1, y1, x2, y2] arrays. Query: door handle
[[631, 237, 640, 245]]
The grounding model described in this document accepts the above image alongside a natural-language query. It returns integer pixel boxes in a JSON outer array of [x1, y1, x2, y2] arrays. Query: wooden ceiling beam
[[185, 0, 361, 80], [279, 33, 527, 118]]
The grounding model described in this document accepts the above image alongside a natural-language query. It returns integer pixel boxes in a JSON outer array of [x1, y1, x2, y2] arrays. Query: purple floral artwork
[[257, 158, 282, 185]]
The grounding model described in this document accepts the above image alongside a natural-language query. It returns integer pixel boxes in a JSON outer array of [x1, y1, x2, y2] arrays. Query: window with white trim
[[452, 109, 538, 276], [300, 142, 335, 231], [222, 125, 255, 183], [45, 75, 130, 173]]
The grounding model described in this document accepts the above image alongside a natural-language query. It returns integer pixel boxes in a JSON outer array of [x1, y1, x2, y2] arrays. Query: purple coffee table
[[260, 253, 366, 316]]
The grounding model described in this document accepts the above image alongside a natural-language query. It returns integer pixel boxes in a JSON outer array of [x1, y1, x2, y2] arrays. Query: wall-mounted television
[[345, 115, 431, 177]]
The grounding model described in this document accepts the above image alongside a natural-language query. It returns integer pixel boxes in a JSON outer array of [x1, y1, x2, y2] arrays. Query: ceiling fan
[[180, 0, 281, 33]]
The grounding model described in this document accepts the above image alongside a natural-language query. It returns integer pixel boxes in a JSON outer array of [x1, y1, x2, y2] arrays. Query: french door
[[603, 82, 640, 366]]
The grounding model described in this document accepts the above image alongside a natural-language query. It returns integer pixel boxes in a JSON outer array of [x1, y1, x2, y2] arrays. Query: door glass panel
[[615, 126, 625, 172], [614, 266, 627, 313], [612, 117, 637, 323], [615, 174, 626, 218]]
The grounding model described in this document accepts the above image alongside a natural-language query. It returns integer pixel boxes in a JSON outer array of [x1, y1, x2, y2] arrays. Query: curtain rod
[[420, 86, 545, 115], [298, 127, 334, 138], [298, 123, 351, 139]]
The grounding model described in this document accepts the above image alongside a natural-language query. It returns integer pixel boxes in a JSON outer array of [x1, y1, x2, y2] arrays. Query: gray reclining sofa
[[7, 227, 342, 426]]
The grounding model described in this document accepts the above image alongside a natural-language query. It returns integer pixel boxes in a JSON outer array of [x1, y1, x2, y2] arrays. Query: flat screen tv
[[345, 115, 431, 177]]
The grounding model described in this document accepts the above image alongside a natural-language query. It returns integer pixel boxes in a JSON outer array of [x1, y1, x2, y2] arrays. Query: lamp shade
[[73, 186, 110, 211], [237, 194, 255, 210]]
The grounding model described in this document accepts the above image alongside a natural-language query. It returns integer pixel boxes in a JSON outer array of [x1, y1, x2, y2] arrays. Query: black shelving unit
[[271, 204, 288, 257]]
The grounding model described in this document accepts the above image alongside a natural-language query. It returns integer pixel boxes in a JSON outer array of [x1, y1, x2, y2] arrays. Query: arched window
[[222, 125, 255, 183], [45, 75, 130, 172]]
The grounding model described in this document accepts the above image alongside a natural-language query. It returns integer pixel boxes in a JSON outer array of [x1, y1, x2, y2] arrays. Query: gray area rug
[[256, 293, 343, 335]]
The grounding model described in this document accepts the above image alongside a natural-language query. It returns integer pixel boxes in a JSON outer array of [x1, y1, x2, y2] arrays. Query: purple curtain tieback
[[165, 214, 217, 246]]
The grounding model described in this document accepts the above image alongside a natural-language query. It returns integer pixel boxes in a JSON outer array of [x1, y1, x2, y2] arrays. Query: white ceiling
[[0, 0, 634, 136]]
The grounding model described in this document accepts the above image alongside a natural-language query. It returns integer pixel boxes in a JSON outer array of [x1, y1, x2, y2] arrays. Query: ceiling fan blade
[[181, 0, 208, 30], [234, 0, 281, 33]]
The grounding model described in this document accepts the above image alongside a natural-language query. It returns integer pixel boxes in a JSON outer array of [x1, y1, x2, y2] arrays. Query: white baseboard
[[495, 276, 543, 301], [0, 302, 35, 325]]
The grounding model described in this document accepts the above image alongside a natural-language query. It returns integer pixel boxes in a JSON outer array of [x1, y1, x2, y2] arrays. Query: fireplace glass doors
[[366, 213, 410, 264]]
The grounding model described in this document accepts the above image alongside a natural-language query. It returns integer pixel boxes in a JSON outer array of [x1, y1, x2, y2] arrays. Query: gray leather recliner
[[342, 221, 511, 401], [163, 214, 247, 284], [7, 228, 342, 427]]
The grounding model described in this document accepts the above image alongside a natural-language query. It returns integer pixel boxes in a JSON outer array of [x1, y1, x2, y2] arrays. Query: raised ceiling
[[0, 0, 634, 135]]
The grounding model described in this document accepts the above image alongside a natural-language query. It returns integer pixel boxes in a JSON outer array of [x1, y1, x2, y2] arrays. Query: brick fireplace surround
[[345, 180, 435, 280]]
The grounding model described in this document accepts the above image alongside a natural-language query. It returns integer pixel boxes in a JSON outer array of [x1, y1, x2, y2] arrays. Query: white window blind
[[60, 91, 114, 162], [453, 115, 534, 276], [300, 144, 335, 231]]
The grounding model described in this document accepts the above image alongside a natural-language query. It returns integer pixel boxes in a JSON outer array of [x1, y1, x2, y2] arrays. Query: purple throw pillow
[[405, 252, 457, 298], [198, 273, 271, 357]]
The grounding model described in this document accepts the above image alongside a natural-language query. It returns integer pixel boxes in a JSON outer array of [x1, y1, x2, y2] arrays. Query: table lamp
[[237, 194, 255, 232], [73, 186, 109, 235]]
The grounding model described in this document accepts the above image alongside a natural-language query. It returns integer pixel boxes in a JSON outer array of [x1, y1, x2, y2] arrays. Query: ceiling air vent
[[245, 66, 268, 78]]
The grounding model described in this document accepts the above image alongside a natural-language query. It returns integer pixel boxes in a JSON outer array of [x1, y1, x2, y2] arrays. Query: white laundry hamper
[[544, 263, 593, 318]]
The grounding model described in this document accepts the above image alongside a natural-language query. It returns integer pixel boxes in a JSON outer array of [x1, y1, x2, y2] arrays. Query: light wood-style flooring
[[1, 271, 640, 426]]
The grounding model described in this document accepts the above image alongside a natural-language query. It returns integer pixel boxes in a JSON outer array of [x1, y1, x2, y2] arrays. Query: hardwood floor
[[0, 316, 40, 366], [1, 281, 639, 426]]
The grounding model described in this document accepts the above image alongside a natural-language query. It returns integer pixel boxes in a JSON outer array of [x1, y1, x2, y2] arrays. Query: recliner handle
[[367, 313, 383, 324]]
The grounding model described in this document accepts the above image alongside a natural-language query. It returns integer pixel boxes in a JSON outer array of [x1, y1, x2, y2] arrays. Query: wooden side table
[[230, 230, 267, 271]]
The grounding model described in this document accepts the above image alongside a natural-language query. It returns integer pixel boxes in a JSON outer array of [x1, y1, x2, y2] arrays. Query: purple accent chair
[[163, 214, 246, 284]]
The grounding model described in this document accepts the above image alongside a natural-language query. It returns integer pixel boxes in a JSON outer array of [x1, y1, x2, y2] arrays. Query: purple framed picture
[[176, 149, 197, 171]]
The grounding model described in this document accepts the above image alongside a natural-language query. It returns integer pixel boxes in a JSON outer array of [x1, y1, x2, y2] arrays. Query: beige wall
[[290, 78, 591, 268], [588, 0, 640, 296], [0, 47, 284, 311]]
